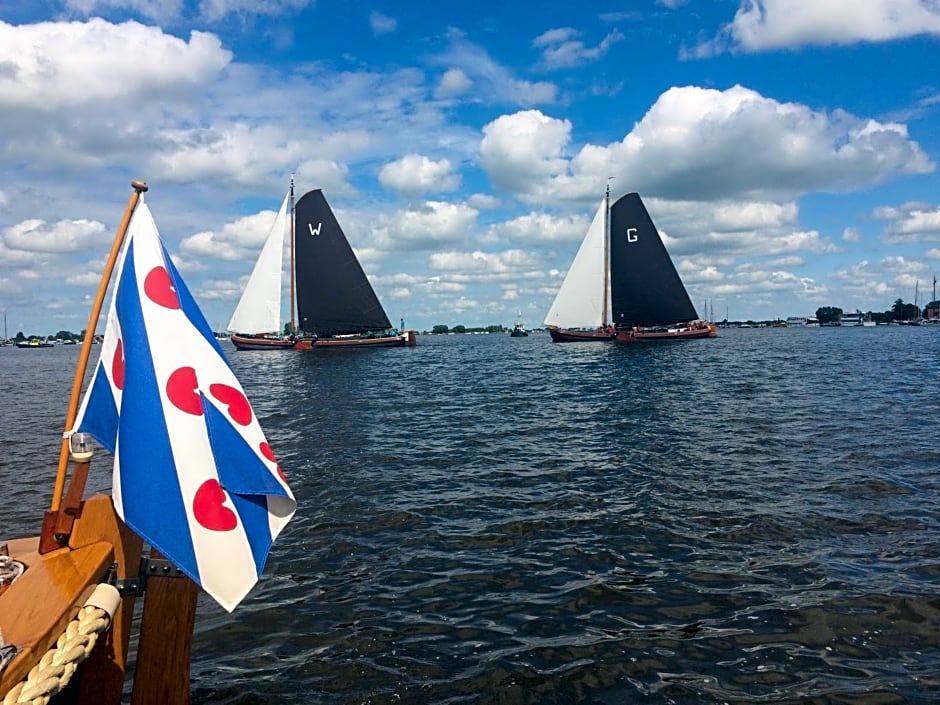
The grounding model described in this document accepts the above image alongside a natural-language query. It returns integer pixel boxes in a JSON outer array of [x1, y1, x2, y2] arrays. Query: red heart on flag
[[144, 266, 180, 310], [260, 442, 287, 482], [192, 479, 237, 531], [210, 383, 252, 425], [166, 366, 203, 416], [112, 338, 125, 389]]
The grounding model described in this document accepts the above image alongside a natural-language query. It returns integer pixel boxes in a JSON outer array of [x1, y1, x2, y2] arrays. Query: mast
[[51, 180, 148, 512], [602, 179, 611, 328], [289, 175, 296, 334]]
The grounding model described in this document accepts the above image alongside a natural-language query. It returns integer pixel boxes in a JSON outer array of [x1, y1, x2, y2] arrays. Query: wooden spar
[[130, 548, 199, 705], [289, 174, 296, 334], [602, 181, 610, 328], [49, 180, 148, 515]]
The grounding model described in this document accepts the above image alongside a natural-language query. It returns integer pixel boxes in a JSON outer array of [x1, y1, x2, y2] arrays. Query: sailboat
[[0, 181, 295, 704], [543, 185, 617, 342], [228, 181, 297, 350], [544, 188, 716, 342], [291, 189, 415, 349], [610, 192, 717, 341]]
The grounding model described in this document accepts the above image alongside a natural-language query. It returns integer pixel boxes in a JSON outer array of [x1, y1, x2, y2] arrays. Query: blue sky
[[1, 0, 939, 335]]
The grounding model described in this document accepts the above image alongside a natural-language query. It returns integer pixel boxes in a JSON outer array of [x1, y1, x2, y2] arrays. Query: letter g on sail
[[626, 227, 638, 243], [308, 222, 322, 237]]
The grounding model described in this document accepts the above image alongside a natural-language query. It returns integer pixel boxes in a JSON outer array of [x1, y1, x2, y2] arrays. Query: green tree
[[891, 298, 919, 321], [816, 306, 842, 324], [431, 324, 449, 334], [452, 325, 466, 334]]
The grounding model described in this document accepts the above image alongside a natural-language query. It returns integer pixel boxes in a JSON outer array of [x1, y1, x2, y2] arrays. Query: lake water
[[2, 327, 939, 704]]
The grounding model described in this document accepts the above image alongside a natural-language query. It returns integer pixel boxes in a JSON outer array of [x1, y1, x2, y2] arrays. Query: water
[[2, 327, 939, 704]]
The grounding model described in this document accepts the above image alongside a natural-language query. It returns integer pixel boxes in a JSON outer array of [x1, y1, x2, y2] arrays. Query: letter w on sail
[[308, 222, 322, 237]]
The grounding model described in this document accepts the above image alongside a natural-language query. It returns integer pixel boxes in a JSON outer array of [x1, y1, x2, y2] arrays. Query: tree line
[[816, 298, 937, 324]]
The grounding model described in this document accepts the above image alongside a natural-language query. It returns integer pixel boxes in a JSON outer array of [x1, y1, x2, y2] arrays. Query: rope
[[2, 585, 119, 705]]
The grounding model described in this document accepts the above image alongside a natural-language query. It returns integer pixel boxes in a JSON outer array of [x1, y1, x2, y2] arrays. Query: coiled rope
[[2, 584, 120, 705]]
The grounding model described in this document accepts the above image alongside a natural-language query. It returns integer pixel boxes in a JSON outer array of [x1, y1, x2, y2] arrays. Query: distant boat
[[229, 181, 297, 351], [291, 189, 415, 349], [15, 339, 54, 348], [510, 314, 528, 337]]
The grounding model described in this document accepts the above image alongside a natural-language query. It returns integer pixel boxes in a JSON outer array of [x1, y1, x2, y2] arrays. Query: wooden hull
[[617, 321, 718, 342], [547, 326, 616, 343], [293, 330, 416, 349], [229, 333, 296, 351]]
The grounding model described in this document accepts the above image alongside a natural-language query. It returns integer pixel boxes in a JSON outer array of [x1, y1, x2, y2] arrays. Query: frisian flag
[[72, 195, 296, 612]]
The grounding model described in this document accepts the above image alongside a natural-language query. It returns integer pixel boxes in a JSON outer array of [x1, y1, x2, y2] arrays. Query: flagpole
[[50, 180, 149, 513]]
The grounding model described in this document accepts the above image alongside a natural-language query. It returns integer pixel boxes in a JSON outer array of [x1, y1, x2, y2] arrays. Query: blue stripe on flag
[[75, 364, 119, 454], [115, 239, 200, 583]]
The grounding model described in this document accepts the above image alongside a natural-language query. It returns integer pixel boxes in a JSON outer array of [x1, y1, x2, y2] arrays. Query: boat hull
[[229, 333, 296, 351], [294, 331, 416, 349], [617, 321, 718, 342], [547, 326, 616, 343]]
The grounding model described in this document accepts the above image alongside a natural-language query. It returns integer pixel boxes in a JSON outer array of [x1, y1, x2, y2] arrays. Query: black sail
[[293, 189, 392, 336], [609, 192, 698, 328]]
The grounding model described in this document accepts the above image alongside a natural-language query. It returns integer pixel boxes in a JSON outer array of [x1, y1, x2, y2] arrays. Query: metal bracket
[[107, 556, 187, 597]]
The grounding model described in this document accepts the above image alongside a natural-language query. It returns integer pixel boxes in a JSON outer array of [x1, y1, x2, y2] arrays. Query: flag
[[73, 195, 296, 611]]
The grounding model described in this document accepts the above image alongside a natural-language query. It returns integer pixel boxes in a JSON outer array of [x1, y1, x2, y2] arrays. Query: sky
[[1, 0, 939, 336]]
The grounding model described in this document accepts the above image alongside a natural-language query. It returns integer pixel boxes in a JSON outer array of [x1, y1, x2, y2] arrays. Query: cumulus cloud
[[479, 110, 572, 197], [695, 0, 940, 55], [3, 218, 108, 254], [379, 154, 460, 197], [0, 19, 231, 111], [435, 68, 473, 99], [880, 204, 940, 243], [479, 86, 933, 205], [179, 207, 283, 261], [485, 210, 591, 245], [369, 201, 479, 250]]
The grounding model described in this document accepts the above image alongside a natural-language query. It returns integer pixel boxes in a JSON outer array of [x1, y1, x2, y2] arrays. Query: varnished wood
[[0, 538, 114, 694], [131, 548, 198, 705], [71, 495, 144, 704]]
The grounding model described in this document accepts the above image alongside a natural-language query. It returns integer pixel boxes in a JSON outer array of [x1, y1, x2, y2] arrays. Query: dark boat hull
[[617, 321, 718, 342], [294, 331, 416, 349], [548, 326, 616, 343], [229, 333, 296, 351]]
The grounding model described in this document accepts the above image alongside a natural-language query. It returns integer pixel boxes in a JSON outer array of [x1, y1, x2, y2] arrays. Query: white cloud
[[370, 201, 479, 250], [378, 154, 460, 197], [0, 20, 231, 111], [485, 211, 591, 245], [534, 27, 625, 70], [64, 0, 185, 22], [435, 31, 557, 106], [3, 218, 108, 254], [479, 110, 572, 197], [435, 68, 473, 99], [881, 204, 940, 243], [480, 86, 933, 205], [700, 0, 940, 55], [370, 11, 397, 35]]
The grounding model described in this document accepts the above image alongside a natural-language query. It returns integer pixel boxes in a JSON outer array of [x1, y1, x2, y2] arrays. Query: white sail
[[543, 198, 609, 328], [228, 191, 290, 333]]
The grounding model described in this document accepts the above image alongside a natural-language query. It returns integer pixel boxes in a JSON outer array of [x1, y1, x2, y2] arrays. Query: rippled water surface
[[2, 327, 939, 704]]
